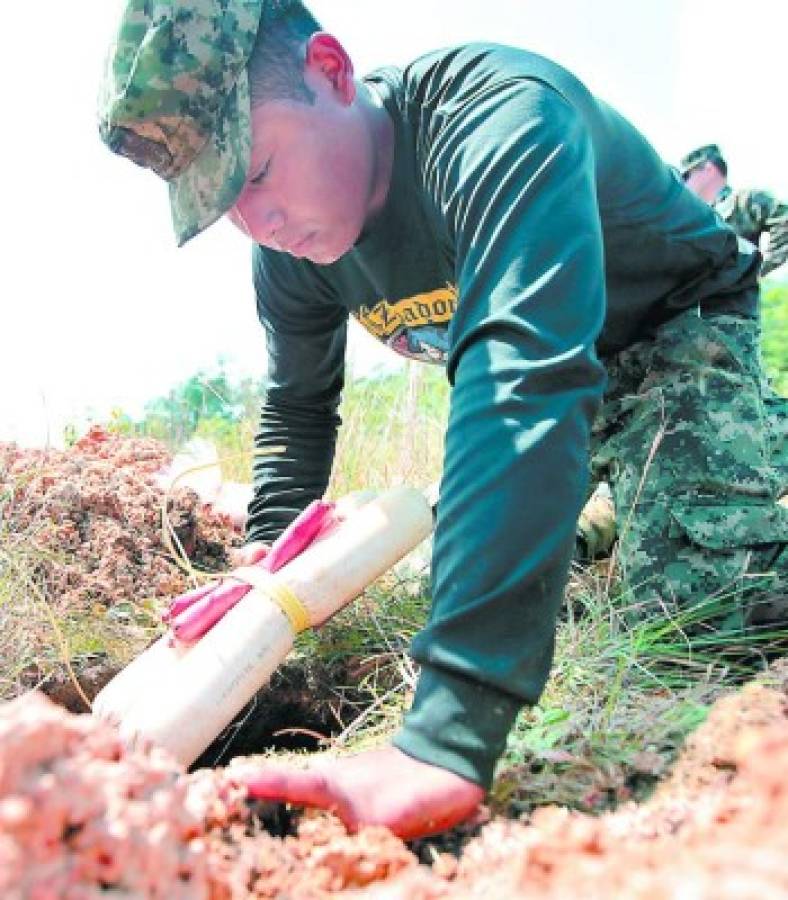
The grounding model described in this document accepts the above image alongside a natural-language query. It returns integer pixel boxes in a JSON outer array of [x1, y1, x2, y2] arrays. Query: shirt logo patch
[[355, 285, 457, 364]]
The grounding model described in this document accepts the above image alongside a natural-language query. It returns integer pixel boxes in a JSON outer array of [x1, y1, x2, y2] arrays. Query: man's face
[[227, 62, 376, 265], [683, 161, 723, 203]]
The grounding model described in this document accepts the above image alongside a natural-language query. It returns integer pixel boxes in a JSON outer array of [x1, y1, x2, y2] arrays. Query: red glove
[[164, 500, 335, 643]]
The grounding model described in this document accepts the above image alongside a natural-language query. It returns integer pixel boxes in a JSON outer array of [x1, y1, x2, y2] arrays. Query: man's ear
[[304, 33, 356, 104]]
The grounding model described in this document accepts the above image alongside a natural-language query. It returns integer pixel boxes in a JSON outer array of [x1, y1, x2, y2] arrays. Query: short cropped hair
[[247, 1, 322, 108]]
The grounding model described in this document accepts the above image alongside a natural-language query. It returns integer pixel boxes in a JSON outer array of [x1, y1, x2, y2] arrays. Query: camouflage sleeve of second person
[[763, 194, 788, 276], [737, 189, 788, 276]]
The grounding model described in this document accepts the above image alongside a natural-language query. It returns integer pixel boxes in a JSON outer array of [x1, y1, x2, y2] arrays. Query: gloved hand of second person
[[242, 745, 486, 840], [163, 499, 336, 644]]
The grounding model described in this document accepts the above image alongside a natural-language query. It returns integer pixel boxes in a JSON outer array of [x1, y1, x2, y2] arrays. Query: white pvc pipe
[[93, 486, 433, 766]]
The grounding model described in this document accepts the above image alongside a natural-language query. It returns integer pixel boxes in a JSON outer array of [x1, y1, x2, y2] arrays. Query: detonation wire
[[160, 446, 285, 589]]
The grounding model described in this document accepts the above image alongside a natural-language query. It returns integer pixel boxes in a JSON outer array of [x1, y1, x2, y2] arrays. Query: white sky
[[2, 0, 787, 446]]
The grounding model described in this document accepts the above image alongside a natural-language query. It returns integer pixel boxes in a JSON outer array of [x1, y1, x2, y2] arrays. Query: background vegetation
[[762, 280, 788, 395]]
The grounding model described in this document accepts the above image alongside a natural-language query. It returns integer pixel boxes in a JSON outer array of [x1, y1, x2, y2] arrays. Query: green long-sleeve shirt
[[247, 43, 759, 788]]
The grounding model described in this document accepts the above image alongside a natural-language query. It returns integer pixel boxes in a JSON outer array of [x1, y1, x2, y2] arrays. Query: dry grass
[[328, 363, 448, 497]]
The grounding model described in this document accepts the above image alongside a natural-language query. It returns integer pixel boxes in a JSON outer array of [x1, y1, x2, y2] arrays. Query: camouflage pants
[[585, 308, 788, 634]]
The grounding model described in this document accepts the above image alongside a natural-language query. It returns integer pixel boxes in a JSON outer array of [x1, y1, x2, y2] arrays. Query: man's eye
[[251, 160, 271, 186]]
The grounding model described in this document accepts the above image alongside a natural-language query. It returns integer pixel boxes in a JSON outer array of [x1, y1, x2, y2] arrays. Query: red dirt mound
[[0, 692, 246, 898], [0, 427, 241, 613], [2, 667, 784, 898]]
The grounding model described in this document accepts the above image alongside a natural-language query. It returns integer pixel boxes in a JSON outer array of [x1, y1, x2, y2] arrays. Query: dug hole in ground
[[0, 430, 786, 898]]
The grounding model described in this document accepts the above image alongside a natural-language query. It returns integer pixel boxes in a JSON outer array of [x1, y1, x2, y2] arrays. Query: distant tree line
[[108, 360, 266, 448]]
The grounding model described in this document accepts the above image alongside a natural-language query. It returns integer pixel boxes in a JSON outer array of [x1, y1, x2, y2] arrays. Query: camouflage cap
[[99, 1, 284, 245], [679, 143, 726, 177]]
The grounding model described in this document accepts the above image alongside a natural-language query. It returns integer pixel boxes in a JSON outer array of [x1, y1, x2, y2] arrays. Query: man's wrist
[[393, 664, 522, 789]]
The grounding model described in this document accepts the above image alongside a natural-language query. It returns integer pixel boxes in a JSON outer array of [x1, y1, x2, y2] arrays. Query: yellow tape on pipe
[[230, 566, 311, 634]]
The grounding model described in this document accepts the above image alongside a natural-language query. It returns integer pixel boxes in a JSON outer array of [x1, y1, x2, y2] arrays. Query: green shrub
[[762, 280, 788, 395]]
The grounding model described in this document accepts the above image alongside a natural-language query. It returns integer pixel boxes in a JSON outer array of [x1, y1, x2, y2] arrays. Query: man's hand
[[229, 541, 270, 568], [243, 745, 485, 840]]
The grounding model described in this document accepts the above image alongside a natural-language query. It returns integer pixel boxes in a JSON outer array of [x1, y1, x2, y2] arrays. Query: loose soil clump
[[0, 692, 247, 898], [1, 426, 238, 611]]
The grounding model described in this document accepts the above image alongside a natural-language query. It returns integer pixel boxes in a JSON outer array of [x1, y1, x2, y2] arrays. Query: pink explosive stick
[[162, 580, 217, 623], [261, 500, 336, 573], [171, 580, 251, 643], [171, 500, 337, 643]]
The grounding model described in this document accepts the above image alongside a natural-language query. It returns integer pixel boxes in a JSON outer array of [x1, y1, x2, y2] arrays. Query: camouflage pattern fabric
[[714, 185, 788, 276], [98, 0, 293, 245], [587, 308, 788, 636], [767, 388, 788, 499]]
